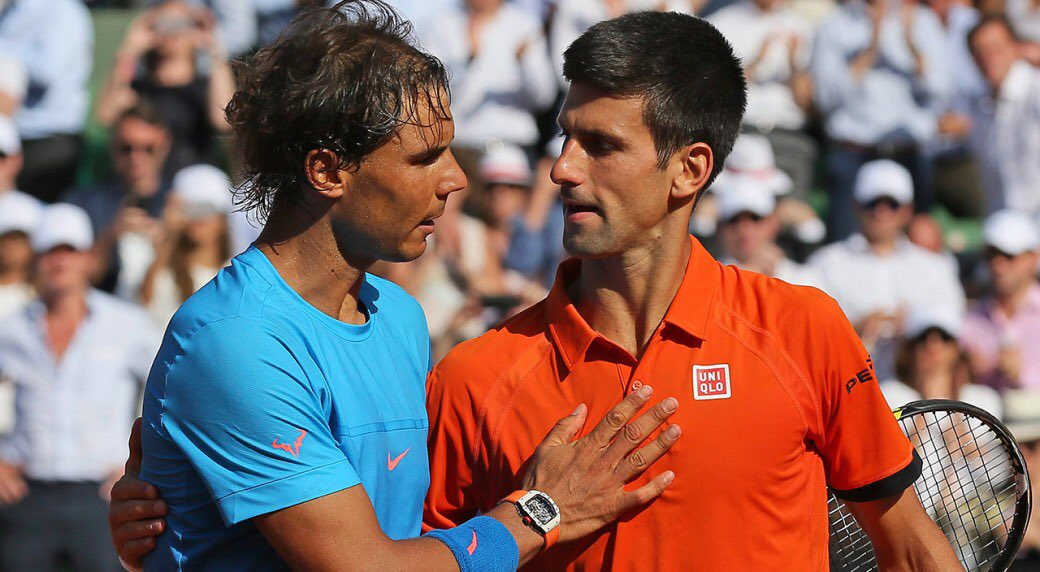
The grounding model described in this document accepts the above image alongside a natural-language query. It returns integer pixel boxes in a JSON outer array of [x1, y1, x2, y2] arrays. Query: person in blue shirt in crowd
[[111, 2, 682, 571]]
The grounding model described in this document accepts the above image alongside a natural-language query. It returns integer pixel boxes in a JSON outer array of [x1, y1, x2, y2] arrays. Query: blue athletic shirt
[[141, 246, 432, 571]]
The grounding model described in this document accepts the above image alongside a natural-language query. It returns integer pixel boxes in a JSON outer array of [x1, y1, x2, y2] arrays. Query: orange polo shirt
[[424, 236, 920, 570]]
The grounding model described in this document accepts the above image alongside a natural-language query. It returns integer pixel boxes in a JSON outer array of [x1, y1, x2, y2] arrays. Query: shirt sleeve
[[803, 293, 921, 501], [159, 318, 360, 526]]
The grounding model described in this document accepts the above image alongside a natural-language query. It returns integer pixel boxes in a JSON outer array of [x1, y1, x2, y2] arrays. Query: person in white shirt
[[880, 305, 1002, 418], [140, 164, 234, 326], [808, 159, 966, 381], [707, 0, 816, 196], [0, 204, 160, 571], [1007, 0, 1040, 43], [421, 0, 557, 151], [716, 177, 820, 287], [0, 117, 42, 318], [967, 14, 1040, 216], [550, 0, 702, 89]]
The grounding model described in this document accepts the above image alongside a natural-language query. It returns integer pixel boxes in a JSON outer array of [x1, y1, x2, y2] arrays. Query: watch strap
[[503, 489, 559, 552]]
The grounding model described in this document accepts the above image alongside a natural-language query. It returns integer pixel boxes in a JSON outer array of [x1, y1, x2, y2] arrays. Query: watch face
[[524, 496, 558, 524]]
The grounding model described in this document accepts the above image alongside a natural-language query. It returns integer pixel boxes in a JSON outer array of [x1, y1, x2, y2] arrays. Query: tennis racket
[[828, 399, 1031, 572]]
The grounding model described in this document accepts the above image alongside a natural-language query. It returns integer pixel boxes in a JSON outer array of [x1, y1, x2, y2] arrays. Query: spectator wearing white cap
[[961, 210, 1040, 392], [140, 164, 236, 326], [0, 193, 42, 319], [0, 0, 92, 203], [421, 0, 557, 151], [1002, 389, 1040, 564], [64, 103, 174, 297], [0, 204, 160, 572], [967, 15, 1040, 217], [716, 177, 820, 287], [707, 0, 816, 196], [879, 305, 1002, 418], [808, 160, 966, 381]]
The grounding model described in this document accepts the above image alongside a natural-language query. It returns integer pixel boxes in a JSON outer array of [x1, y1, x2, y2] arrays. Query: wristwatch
[[504, 489, 561, 551]]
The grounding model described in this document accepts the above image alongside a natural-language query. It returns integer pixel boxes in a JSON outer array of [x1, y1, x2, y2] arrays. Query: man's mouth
[[562, 198, 601, 219]]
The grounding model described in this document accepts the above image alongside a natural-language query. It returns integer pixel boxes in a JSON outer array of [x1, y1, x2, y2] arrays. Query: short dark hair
[[115, 99, 168, 132], [967, 13, 1019, 52], [563, 11, 746, 185], [226, 0, 450, 218]]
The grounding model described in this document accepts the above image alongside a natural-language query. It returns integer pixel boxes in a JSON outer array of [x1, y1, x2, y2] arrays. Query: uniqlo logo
[[693, 364, 731, 400]]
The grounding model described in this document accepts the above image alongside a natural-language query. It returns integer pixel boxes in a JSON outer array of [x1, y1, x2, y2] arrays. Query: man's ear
[[671, 142, 714, 203], [303, 149, 348, 199]]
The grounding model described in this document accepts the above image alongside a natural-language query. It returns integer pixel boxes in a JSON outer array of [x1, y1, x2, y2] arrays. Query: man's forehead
[[558, 85, 644, 135]]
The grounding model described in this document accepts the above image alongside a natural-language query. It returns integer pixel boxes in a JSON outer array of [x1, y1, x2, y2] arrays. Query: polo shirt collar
[[545, 235, 720, 370]]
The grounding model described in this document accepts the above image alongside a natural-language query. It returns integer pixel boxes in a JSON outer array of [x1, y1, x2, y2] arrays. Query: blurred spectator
[[1008, 0, 1040, 43], [551, 0, 704, 88], [97, 0, 235, 175], [1005, 389, 1040, 567], [961, 210, 1040, 391], [707, 0, 816, 197], [0, 0, 93, 203], [504, 154, 565, 287], [0, 194, 41, 318], [254, 0, 331, 48], [0, 117, 33, 202], [388, 0, 460, 36], [880, 305, 1002, 416], [149, 0, 258, 58], [422, 0, 556, 152], [64, 103, 172, 298], [140, 164, 233, 325], [0, 55, 27, 117], [967, 15, 1040, 216], [716, 177, 820, 286], [808, 160, 966, 381], [812, 0, 952, 240], [0, 204, 159, 572]]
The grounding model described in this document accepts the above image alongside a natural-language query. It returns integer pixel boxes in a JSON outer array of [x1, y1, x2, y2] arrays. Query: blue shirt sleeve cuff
[[215, 458, 361, 526]]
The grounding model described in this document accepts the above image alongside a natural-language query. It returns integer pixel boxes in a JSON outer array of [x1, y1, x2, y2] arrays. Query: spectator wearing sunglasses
[[880, 305, 1002, 417], [1003, 389, 1040, 565], [961, 210, 1040, 392], [715, 177, 820, 287], [809, 159, 965, 381], [64, 103, 173, 298]]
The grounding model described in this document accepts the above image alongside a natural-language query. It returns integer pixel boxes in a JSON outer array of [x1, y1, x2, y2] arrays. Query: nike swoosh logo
[[387, 448, 411, 471], [272, 429, 307, 458], [467, 531, 478, 555]]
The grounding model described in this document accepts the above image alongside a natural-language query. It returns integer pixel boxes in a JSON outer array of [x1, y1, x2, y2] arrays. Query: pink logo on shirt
[[272, 429, 307, 457]]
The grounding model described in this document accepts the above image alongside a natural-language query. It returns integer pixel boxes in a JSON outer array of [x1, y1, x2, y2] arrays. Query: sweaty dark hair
[[226, 0, 450, 219], [563, 11, 746, 185]]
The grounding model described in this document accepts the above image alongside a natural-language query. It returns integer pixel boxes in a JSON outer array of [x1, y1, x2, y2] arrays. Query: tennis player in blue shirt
[[115, 2, 682, 570]]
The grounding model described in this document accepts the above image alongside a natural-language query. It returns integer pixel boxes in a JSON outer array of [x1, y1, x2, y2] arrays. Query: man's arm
[[847, 488, 963, 571]]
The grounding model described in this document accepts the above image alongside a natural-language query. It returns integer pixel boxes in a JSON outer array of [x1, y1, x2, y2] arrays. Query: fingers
[[537, 403, 588, 449], [0, 477, 27, 506], [125, 418, 144, 476], [118, 537, 158, 567], [110, 472, 159, 502], [616, 470, 676, 515], [582, 386, 654, 449], [614, 423, 681, 483], [603, 397, 678, 463], [115, 518, 165, 545], [109, 498, 168, 528]]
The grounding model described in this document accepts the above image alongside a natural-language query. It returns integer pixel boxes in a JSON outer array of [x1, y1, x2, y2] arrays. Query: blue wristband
[[424, 515, 520, 572]]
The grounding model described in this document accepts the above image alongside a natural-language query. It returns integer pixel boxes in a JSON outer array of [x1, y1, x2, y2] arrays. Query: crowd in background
[[1, 0, 1040, 569]]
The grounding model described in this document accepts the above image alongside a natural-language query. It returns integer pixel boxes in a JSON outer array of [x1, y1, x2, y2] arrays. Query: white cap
[[1004, 390, 1040, 443], [479, 142, 532, 187], [854, 160, 914, 205], [983, 209, 1040, 255], [0, 55, 27, 102], [32, 203, 94, 253], [0, 116, 21, 156], [172, 164, 234, 219], [720, 134, 792, 196], [716, 178, 776, 222], [903, 305, 962, 340], [0, 191, 42, 236]]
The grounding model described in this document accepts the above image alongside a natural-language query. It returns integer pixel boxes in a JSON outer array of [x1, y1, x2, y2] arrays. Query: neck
[[42, 289, 88, 318], [154, 56, 196, 86], [998, 283, 1035, 316], [256, 204, 370, 325], [574, 230, 692, 358], [0, 266, 28, 286], [868, 236, 898, 256]]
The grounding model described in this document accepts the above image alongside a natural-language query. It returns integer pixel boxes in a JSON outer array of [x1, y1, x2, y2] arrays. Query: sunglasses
[[983, 246, 1027, 262], [863, 197, 902, 211], [117, 143, 159, 156]]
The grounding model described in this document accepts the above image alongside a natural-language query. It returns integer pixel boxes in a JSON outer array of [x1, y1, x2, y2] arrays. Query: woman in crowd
[[881, 305, 1003, 418], [95, 0, 235, 175], [139, 164, 231, 326]]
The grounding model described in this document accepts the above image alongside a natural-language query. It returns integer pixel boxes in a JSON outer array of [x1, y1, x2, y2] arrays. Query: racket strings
[[828, 409, 1026, 572]]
